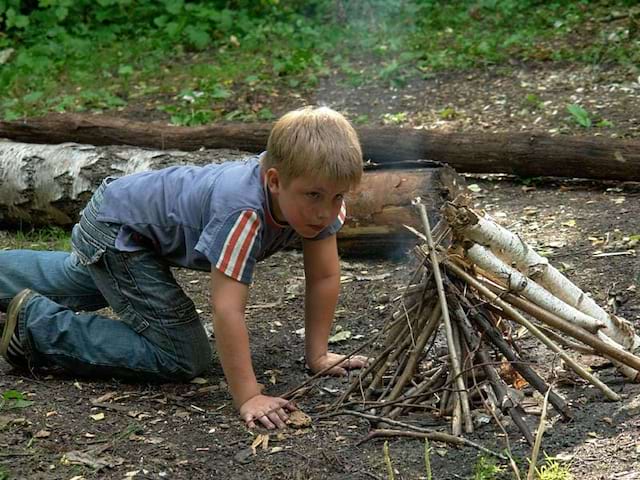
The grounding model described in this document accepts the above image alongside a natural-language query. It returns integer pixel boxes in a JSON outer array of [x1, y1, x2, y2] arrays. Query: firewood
[[446, 260, 620, 401], [3, 113, 640, 181], [445, 203, 640, 350]]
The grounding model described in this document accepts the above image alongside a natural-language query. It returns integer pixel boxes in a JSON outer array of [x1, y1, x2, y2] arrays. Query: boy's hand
[[308, 352, 369, 377], [240, 394, 297, 430]]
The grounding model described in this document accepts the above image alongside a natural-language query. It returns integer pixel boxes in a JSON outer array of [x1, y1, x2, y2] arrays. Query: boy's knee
[[173, 347, 212, 381]]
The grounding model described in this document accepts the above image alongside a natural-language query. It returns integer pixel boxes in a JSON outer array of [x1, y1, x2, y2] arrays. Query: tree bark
[[1, 113, 639, 181], [0, 141, 464, 257]]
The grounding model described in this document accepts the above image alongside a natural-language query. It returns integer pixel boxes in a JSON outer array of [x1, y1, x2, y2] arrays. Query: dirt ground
[[2, 62, 640, 480]]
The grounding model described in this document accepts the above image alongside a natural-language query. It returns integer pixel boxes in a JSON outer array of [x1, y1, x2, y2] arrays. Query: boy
[[0, 106, 368, 429]]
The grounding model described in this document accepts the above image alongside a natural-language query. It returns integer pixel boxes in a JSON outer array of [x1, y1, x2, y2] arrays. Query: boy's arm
[[210, 267, 295, 429], [302, 234, 368, 375]]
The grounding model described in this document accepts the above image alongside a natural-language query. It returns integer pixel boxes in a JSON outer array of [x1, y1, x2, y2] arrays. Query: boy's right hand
[[240, 394, 296, 430]]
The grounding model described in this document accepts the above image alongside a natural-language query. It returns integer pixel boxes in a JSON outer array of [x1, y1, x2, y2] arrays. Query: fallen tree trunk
[[2, 113, 639, 181], [0, 141, 463, 257]]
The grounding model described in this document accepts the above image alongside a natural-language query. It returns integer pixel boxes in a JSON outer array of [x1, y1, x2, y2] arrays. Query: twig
[[452, 286, 572, 419], [416, 200, 472, 435], [453, 301, 534, 445], [445, 260, 620, 401], [358, 429, 506, 460], [482, 281, 640, 378], [381, 304, 441, 414], [527, 389, 551, 480], [282, 332, 380, 401]]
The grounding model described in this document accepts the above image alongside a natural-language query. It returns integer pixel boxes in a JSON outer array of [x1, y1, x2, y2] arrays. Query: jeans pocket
[[155, 299, 200, 328], [115, 303, 150, 334], [71, 224, 105, 266]]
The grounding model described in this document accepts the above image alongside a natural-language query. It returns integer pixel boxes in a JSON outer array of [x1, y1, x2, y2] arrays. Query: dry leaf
[[286, 410, 312, 428], [35, 429, 51, 438], [250, 433, 269, 455], [90, 413, 105, 421]]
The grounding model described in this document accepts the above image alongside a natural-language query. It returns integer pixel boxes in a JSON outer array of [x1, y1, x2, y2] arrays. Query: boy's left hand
[[308, 352, 369, 376]]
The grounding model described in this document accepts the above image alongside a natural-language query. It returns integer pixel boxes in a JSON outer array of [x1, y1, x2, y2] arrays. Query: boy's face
[[266, 168, 348, 239]]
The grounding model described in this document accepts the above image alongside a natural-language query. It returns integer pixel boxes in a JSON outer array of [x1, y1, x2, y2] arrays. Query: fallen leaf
[[35, 429, 51, 438], [90, 413, 105, 421], [93, 392, 117, 403], [286, 410, 312, 428], [190, 377, 208, 385], [250, 433, 269, 455], [328, 330, 351, 344]]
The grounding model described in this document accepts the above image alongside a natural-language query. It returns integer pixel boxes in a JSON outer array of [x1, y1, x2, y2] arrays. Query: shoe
[[0, 289, 34, 368]]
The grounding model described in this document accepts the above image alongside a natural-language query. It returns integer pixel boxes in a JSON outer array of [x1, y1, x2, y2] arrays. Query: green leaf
[[23, 91, 44, 103], [185, 26, 210, 50], [118, 65, 134, 76], [567, 104, 591, 128], [1, 390, 34, 410], [164, 0, 184, 16]]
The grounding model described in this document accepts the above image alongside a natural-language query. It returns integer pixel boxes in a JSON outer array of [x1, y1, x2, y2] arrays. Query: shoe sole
[[0, 289, 33, 364]]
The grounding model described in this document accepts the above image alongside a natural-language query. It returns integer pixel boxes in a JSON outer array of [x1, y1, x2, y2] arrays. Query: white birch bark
[[0, 141, 241, 226], [465, 244, 609, 333], [446, 204, 639, 350]]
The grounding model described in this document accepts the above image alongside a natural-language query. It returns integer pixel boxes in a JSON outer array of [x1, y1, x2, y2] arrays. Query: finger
[[283, 400, 297, 411], [268, 411, 287, 429], [348, 356, 369, 368], [258, 414, 276, 430], [329, 366, 348, 377], [274, 407, 289, 423]]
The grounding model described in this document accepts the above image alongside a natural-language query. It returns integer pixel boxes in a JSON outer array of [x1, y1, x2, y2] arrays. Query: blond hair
[[264, 106, 362, 187]]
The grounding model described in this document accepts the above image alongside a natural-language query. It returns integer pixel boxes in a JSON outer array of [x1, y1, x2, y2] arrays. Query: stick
[[357, 429, 506, 460], [416, 201, 472, 435], [482, 282, 640, 379], [453, 302, 535, 445], [381, 304, 441, 414], [450, 286, 572, 419], [445, 261, 621, 401], [527, 389, 551, 480]]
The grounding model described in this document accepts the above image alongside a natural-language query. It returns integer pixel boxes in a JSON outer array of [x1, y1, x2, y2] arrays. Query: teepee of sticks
[[334, 199, 640, 444]]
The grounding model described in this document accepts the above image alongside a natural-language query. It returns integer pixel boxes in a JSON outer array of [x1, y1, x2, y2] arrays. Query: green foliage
[[473, 455, 504, 480], [411, 0, 640, 71], [536, 456, 573, 480], [0, 466, 9, 480], [383, 441, 395, 480], [567, 104, 592, 128], [12, 226, 71, 251], [1, 1, 638, 121], [0, 390, 34, 411]]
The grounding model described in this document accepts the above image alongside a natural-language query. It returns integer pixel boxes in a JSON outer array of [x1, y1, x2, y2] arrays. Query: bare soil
[[2, 63, 640, 480]]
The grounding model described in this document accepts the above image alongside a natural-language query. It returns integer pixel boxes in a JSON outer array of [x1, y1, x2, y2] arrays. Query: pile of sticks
[[334, 200, 640, 444]]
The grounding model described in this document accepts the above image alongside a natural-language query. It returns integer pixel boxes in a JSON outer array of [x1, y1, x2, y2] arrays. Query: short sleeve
[[310, 200, 347, 241], [202, 210, 262, 284]]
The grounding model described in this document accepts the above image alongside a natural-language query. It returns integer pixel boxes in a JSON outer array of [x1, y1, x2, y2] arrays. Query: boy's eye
[[335, 194, 344, 202], [306, 192, 321, 199]]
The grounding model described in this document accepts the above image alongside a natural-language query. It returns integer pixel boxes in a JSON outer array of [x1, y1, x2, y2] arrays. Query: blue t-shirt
[[95, 154, 345, 284]]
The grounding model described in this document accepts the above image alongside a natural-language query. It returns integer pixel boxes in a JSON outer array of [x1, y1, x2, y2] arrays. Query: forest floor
[[1, 61, 640, 480]]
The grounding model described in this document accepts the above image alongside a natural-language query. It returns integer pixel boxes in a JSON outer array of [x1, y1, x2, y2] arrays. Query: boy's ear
[[265, 168, 281, 194]]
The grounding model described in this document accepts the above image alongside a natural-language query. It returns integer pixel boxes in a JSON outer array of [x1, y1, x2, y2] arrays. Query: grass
[[3, 227, 72, 252], [1, 1, 638, 124]]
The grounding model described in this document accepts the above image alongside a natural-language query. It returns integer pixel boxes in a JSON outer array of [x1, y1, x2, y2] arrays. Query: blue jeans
[[0, 180, 212, 381]]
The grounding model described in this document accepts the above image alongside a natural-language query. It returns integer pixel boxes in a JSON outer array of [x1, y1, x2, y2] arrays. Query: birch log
[[0, 141, 464, 257], [446, 204, 640, 351]]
